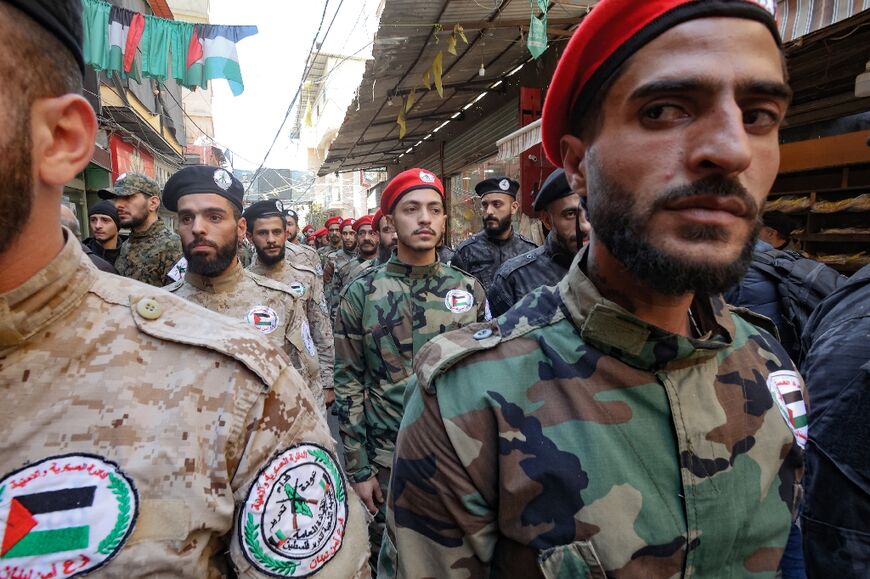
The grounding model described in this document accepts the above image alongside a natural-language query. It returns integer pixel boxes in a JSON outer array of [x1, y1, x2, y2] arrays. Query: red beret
[[314, 227, 327, 238], [380, 168, 444, 214], [302, 224, 315, 234], [373, 209, 385, 229], [352, 214, 375, 232], [325, 216, 343, 228], [541, 0, 779, 166], [341, 218, 356, 231]]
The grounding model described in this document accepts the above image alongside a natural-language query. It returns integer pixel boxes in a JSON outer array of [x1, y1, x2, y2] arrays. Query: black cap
[[88, 200, 120, 229], [283, 207, 298, 223], [532, 169, 574, 211], [5, 1, 85, 74], [243, 199, 286, 231], [762, 211, 797, 238], [475, 176, 519, 198], [163, 165, 244, 212]]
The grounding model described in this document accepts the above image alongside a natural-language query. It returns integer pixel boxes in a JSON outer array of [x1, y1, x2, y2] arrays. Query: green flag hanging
[[527, 0, 548, 59]]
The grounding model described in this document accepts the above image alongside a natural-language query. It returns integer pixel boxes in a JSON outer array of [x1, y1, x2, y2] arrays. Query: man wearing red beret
[[383, 1, 807, 577], [334, 168, 489, 571], [318, 215, 343, 263], [328, 215, 381, 320], [374, 208, 398, 264], [324, 217, 359, 317]]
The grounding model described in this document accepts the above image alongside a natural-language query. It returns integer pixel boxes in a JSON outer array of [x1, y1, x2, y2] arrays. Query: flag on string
[[528, 0, 549, 59], [107, 6, 142, 80], [186, 24, 258, 96]]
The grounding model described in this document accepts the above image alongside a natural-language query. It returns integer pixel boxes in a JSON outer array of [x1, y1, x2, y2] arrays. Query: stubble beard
[[584, 152, 760, 296]]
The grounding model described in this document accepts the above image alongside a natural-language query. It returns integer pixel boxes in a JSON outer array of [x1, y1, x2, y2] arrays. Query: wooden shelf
[[769, 185, 870, 198], [797, 234, 870, 242]]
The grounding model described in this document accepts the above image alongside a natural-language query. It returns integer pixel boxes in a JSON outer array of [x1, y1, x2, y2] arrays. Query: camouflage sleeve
[[228, 365, 370, 577], [333, 287, 375, 483], [308, 275, 335, 390], [159, 238, 183, 285], [327, 268, 344, 323], [382, 380, 497, 578]]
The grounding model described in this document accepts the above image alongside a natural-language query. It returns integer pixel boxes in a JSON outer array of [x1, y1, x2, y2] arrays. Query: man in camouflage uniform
[[318, 216, 342, 265], [284, 207, 323, 273], [450, 176, 537, 291], [163, 166, 323, 407], [381, 2, 805, 577], [323, 218, 357, 307], [244, 200, 335, 411], [374, 208, 397, 265], [488, 169, 588, 317], [328, 215, 378, 320], [334, 168, 488, 570], [99, 173, 182, 287], [0, 3, 369, 576]]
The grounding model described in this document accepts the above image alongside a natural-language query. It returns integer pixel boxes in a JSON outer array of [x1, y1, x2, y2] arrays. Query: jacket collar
[[385, 251, 440, 279], [128, 217, 167, 240], [184, 257, 244, 293]]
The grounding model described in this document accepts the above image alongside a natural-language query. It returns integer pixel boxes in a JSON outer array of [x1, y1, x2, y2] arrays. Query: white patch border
[[444, 289, 475, 314], [419, 170, 436, 183], [246, 305, 280, 335], [766, 370, 808, 448], [238, 443, 348, 577], [0, 453, 139, 578], [214, 169, 233, 191], [498, 178, 511, 191]]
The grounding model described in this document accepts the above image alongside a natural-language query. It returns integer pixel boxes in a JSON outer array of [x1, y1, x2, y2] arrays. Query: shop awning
[[495, 118, 541, 161]]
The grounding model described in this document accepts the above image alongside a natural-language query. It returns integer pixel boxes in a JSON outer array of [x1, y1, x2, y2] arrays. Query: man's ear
[[510, 200, 519, 215], [237, 217, 248, 241], [32, 94, 97, 187], [561, 135, 588, 202], [540, 209, 553, 230], [148, 195, 161, 212]]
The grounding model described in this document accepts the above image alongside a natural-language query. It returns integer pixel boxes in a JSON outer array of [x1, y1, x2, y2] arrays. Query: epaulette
[[245, 270, 299, 298], [163, 279, 184, 292], [728, 305, 780, 341], [497, 247, 542, 279], [91, 276, 286, 387], [286, 261, 318, 276], [515, 232, 538, 247], [415, 321, 503, 394], [442, 261, 475, 280]]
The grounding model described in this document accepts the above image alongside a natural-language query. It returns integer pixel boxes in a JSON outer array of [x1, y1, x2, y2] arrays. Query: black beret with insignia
[[5, 0, 84, 73], [283, 207, 298, 223], [532, 169, 573, 211], [243, 200, 287, 231], [475, 176, 519, 198], [163, 165, 244, 212]]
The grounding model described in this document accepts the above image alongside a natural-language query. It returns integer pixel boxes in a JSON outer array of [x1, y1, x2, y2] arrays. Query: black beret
[[283, 207, 298, 222], [475, 176, 519, 198], [5, 0, 84, 74], [163, 165, 244, 213], [532, 169, 574, 211], [88, 199, 120, 229], [243, 199, 286, 228]]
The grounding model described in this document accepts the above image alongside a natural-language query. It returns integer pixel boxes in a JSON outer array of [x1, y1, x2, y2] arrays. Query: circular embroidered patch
[[246, 306, 280, 334], [239, 444, 347, 577], [419, 170, 435, 183], [499, 178, 510, 191], [288, 282, 306, 298], [0, 453, 138, 577], [766, 370, 808, 448], [444, 289, 474, 314], [214, 169, 233, 191]]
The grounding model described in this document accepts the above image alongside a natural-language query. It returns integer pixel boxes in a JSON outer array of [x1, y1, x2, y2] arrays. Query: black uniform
[[487, 231, 574, 317], [450, 230, 537, 291]]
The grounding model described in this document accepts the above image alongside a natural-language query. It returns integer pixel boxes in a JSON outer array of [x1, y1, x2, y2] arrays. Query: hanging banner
[[527, 0, 549, 59]]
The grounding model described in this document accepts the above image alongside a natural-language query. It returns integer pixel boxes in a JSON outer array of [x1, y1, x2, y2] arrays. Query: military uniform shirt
[[114, 218, 182, 287], [167, 259, 322, 403], [382, 250, 805, 578], [248, 258, 335, 392], [450, 229, 537, 291], [0, 234, 370, 578], [487, 231, 575, 318], [333, 255, 488, 483], [286, 240, 323, 274], [328, 256, 374, 322]]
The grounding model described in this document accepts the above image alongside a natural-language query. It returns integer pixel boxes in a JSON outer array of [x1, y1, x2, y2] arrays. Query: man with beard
[[99, 173, 182, 287], [450, 176, 537, 290], [0, 3, 369, 577], [334, 168, 488, 571], [381, 1, 806, 577], [319, 215, 343, 263], [374, 208, 397, 264], [328, 215, 379, 320], [83, 199, 125, 266], [488, 169, 589, 317], [283, 206, 323, 273], [324, 217, 358, 317], [245, 200, 334, 411], [165, 166, 323, 405]]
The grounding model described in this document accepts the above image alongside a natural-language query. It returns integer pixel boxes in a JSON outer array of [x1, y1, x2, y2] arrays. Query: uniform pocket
[[538, 540, 607, 579]]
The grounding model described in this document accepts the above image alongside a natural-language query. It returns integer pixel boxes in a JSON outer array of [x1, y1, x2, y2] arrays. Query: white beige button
[[136, 298, 163, 320]]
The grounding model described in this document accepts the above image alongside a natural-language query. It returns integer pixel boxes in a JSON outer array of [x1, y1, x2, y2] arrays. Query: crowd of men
[[2, 0, 868, 578]]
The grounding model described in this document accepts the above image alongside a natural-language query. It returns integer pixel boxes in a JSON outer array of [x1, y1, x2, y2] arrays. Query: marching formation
[[1, 1, 867, 579]]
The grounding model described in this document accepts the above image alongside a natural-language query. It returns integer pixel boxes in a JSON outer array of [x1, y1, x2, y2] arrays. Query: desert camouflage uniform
[[334, 254, 488, 564], [327, 256, 374, 322], [286, 240, 323, 274], [114, 218, 182, 287], [0, 233, 369, 578], [249, 258, 335, 393], [380, 251, 806, 578], [167, 259, 323, 407], [237, 239, 254, 268]]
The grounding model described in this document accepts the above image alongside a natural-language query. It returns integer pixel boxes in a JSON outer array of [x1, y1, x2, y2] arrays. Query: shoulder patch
[[415, 322, 502, 394]]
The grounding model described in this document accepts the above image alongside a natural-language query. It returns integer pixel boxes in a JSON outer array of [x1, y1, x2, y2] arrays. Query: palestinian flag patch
[[766, 370, 808, 448], [0, 454, 138, 577], [246, 305, 280, 334], [444, 289, 474, 314], [239, 444, 347, 577]]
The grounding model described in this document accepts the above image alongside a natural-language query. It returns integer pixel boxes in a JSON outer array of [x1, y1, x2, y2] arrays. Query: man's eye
[[642, 104, 687, 122], [743, 109, 780, 130]]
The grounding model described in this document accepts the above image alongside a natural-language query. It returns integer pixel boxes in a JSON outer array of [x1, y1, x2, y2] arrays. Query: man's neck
[[133, 213, 158, 234], [397, 244, 436, 266], [330, 241, 340, 250], [359, 250, 377, 261], [0, 210, 65, 294], [101, 236, 118, 250], [586, 239, 694, 337]]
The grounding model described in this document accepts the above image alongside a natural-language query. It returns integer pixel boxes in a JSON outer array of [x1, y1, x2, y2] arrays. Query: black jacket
[[487, 232, 574, 317], [83, 235, 126, 267], [81, 243, 117, 274], [800, 264, 870, 578], [450, 229, 537, 291]]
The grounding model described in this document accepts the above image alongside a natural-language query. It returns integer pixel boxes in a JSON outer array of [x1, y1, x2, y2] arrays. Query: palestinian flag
[[2, 486, 96, 559], [108, 6, 144, 80], [185, 24, 258, 96]]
